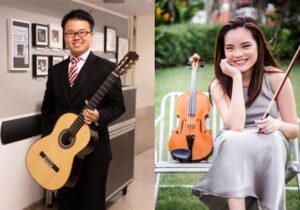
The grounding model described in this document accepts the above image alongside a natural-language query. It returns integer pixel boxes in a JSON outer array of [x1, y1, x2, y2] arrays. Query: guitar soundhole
[[59, 130, 75, 149]]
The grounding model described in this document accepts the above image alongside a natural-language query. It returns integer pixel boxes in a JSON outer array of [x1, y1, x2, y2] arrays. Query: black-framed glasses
[[64, 30, 91, 38]]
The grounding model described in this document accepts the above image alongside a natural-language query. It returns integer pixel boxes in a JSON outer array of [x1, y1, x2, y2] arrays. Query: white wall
[[0, 126, 42, 210], [135, 15, 155, 109], [133, 15, 155, 153]]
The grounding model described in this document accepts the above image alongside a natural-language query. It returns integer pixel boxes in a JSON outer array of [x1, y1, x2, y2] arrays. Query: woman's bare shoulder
[[210, 78, 221, 91], [265, 66, 294, 96]]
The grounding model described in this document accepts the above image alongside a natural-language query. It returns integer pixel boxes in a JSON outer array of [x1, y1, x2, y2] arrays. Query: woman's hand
[[83, 100, 100, 125], [255, 116, 280, 134], [220, 59, 241, 78]]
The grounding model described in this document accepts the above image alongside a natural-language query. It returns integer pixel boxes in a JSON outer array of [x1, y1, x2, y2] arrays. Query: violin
[[168, 54, 213, 162]]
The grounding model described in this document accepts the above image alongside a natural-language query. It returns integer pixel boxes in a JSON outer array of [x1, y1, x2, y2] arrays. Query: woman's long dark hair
[[213, 16, 279, 107]]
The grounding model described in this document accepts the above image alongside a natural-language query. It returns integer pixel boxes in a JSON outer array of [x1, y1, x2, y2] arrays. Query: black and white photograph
[[8, 19, 31, 71], [32, 55, 49, 77], [104, 26, 117, 53], [32, 23, 48, 47], [49, 24, 63, 49]]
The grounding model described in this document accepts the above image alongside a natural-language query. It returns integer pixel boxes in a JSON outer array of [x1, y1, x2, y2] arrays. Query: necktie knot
[[71, 57, 80, 65]]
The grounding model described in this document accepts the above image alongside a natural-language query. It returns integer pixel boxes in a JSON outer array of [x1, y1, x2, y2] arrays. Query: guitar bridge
[[39, 151, 59, 172]]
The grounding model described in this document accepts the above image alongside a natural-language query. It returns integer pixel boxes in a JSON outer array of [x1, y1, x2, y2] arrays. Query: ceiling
[[77, 0, 154, 16], [0, 0, 154, 18]]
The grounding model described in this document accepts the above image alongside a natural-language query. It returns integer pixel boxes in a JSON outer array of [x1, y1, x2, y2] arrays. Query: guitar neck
[[87, 72, 119, 110], [68, 72, 119, 136]]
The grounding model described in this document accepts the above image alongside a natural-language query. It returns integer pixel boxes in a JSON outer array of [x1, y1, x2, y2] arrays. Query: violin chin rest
[[171, 149, 191, 160]]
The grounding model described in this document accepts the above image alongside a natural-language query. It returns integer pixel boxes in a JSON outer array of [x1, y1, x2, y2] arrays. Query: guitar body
[[25, 113, 98, 191]]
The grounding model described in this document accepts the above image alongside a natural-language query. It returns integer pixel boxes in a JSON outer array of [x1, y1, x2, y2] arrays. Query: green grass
[[155, 62, 300, 210], [156, 187, 300, 210]]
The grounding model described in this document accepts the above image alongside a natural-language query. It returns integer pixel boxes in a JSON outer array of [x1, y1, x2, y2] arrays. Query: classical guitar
[[25, 51, 139, 191]]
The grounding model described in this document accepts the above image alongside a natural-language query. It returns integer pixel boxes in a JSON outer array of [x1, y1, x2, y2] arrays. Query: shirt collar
[[70, 49, 91, 62]]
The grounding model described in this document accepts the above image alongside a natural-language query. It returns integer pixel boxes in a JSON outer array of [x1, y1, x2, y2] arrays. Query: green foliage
[[155, 0, 204, 27], [260, 25, 295, 59], [155, 24, 221, 68], [156, 23, 298, 68]]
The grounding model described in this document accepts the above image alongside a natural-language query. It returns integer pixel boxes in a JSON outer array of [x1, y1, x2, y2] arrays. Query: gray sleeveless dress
[[192, 74, 290, 210]]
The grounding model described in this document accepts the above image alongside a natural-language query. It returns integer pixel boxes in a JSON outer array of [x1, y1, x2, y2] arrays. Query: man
[[41, 9, 125, 210]]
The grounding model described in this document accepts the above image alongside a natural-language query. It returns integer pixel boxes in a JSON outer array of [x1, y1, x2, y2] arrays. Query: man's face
[[64, 19, 93, 57]]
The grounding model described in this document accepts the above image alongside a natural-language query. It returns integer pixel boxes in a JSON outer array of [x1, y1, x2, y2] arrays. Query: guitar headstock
[[114, 51, 139, 75]]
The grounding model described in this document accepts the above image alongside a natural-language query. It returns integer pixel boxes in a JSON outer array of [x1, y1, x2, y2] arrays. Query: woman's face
[[223, 27, 258, 73]]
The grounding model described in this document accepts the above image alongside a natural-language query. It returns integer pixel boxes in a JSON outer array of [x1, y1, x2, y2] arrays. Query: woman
[[192, 16, 299, 210]]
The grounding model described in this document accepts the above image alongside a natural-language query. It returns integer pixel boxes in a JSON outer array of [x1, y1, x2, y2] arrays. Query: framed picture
[[49, 55, 64, 67], [7, 19, 31, 71], [32, 23, 48, 47], [91, 32, 104, 52], [49, 24, 63, 49], [117, 37, 129, 63], [104, 26, 117, 53], [33, 55, 49, 77]]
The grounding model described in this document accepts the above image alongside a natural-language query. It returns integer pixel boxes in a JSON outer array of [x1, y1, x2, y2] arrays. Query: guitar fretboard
[[68, 72, 119, 136]]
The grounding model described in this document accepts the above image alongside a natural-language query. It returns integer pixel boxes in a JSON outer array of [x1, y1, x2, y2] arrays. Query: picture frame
[[49, 55, 64, 67], [104, 26, 117, 53], [7, 19, 31, 71], [33, 55, 49, 77], [117, 37, 129, 63], [32, 23, 48, 47], [91, 32, 104, 52], [49, 24, 63, 49]]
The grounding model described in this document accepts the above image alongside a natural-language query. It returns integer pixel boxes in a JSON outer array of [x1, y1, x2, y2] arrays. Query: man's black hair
[[61, 9, 95, 31]]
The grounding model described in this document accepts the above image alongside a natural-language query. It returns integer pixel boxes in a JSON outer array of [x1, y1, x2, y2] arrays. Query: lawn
[[155, 62, 300, 210]]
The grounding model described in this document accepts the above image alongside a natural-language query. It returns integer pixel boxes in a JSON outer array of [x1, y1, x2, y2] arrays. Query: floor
[[107, 148, 155, 210], [32, 148, 155, 210]]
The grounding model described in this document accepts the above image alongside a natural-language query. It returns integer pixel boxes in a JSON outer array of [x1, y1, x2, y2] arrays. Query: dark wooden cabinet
[[106, 86, 136, 200]]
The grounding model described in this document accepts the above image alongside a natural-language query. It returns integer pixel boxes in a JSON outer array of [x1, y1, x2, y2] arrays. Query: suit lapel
[[58, 59, 71, 105], [69, 52, 97, 102]]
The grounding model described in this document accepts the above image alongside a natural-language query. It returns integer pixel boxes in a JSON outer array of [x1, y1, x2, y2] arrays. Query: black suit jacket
[[41, 52, 125, 164]]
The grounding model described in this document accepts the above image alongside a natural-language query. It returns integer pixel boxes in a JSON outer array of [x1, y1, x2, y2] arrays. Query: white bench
[[154, 91, 300, 204]]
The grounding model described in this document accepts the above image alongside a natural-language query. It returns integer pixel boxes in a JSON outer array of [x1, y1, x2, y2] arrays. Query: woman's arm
[[256, 72, 299, 139], [210, 59, 246, 131]]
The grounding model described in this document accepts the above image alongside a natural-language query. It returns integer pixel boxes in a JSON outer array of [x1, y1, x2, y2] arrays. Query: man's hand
[[83, 100, 100, 125]]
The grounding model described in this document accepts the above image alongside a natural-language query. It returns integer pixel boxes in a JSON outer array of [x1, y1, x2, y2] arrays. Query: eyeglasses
[[64, 30, 91, 38]]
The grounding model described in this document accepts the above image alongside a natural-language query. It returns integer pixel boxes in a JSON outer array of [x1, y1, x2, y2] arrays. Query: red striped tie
[[69, 57, 80, 87]]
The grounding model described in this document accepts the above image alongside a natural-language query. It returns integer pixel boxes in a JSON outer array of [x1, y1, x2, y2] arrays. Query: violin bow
[[262, 45, 300, 119]]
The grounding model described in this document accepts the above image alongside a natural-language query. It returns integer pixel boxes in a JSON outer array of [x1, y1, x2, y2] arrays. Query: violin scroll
[[188, 53, 205, 69]]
